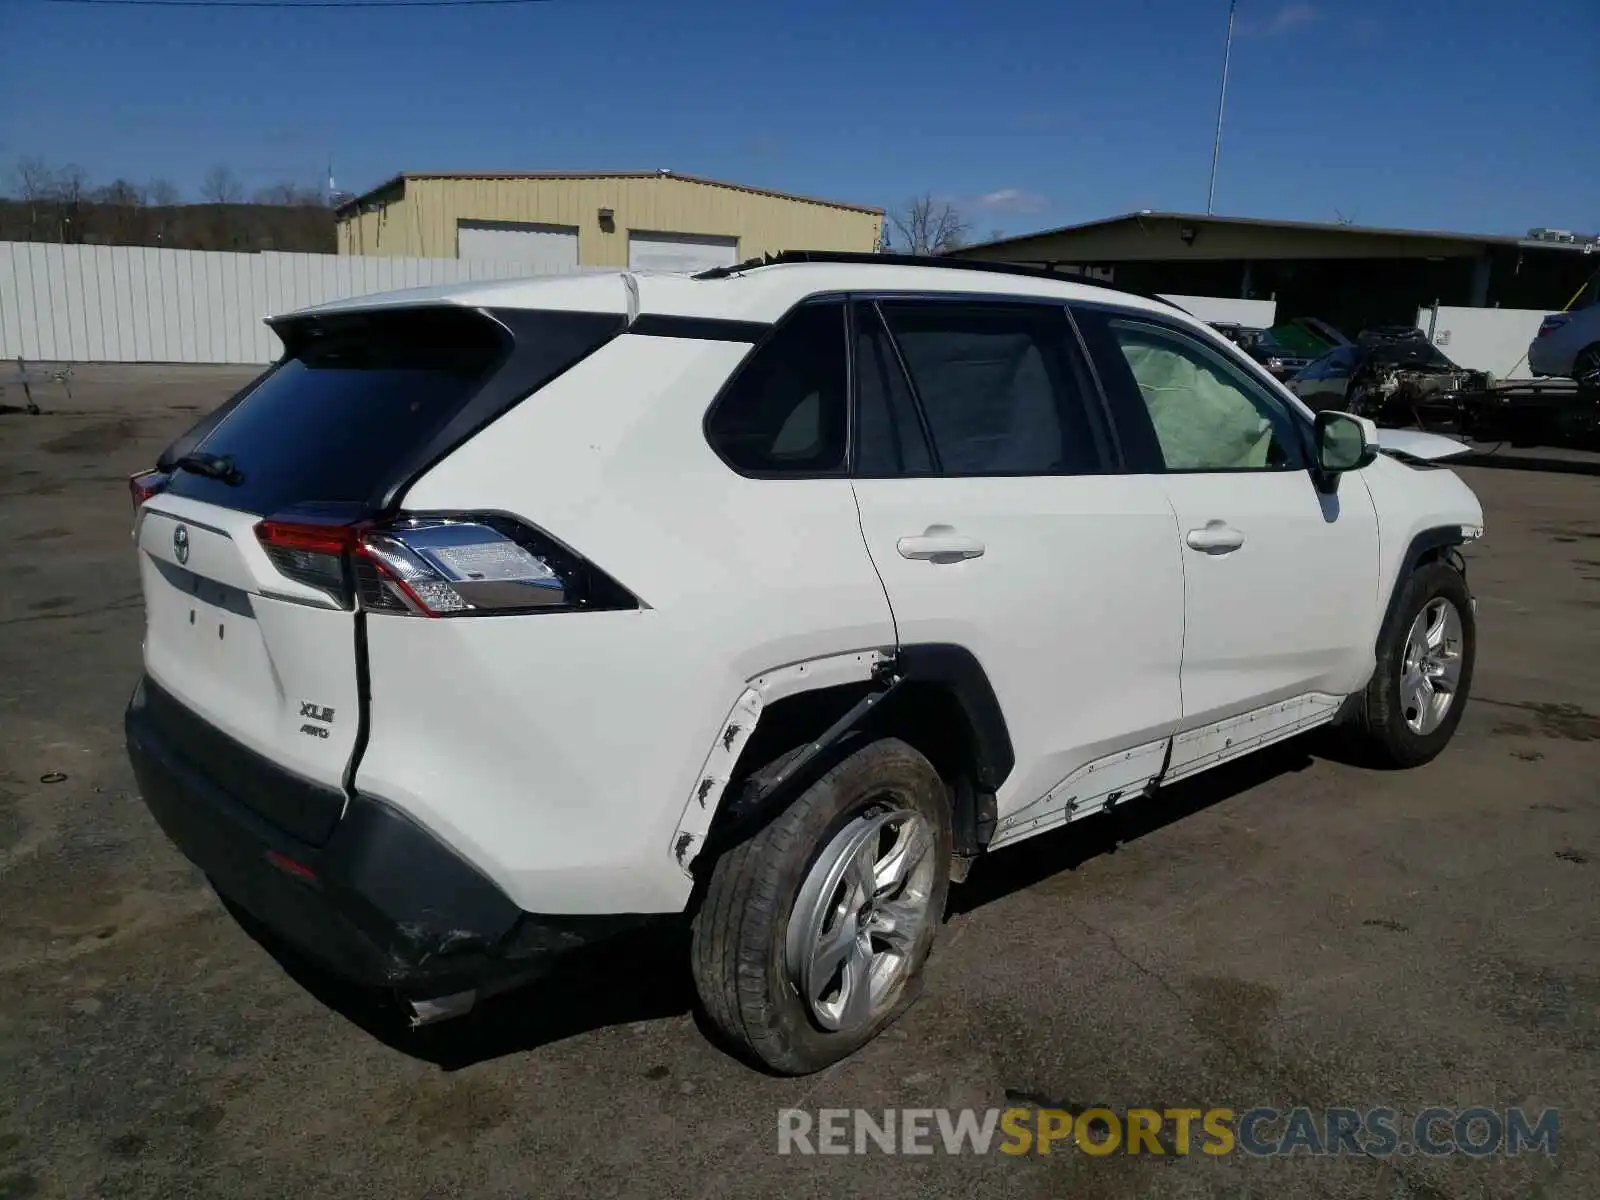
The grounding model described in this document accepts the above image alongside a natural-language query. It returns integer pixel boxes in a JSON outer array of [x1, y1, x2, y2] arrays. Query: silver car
[[1528, 302, 1600, 385]]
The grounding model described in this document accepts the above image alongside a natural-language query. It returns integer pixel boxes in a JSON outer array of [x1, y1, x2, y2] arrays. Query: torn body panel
[[988, 736, 1169, 848], [669, 649, 889, 872]]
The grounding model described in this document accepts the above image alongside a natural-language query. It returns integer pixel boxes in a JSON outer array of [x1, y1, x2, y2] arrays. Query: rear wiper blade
[[172, 452, 243, 486]]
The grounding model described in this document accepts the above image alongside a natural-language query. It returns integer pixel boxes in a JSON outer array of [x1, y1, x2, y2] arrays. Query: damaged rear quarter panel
[[669, 650, 888, 872]]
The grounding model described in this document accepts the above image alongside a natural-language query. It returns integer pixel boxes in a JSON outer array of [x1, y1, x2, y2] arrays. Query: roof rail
[[692, 249, 1182, 310]]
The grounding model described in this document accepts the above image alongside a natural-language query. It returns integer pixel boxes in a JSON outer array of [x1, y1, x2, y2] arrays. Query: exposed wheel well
[[1413, 543, 1466, 573], [707, 679, 997, 859]]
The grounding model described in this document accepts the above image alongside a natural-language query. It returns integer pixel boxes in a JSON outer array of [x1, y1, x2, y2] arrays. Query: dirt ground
[[1, 366, 1598, 1199]]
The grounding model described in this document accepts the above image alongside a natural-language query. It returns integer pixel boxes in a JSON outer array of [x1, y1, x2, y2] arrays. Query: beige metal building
[[335, 170, 883, 273], [950, 211, 1599, 333]]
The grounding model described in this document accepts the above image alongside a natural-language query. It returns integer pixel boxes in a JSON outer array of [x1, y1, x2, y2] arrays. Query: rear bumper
[[1525, 341, 1564, 379], [126, 676, 649, 997]]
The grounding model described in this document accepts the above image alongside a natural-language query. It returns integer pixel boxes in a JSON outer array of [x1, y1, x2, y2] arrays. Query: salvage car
[[124, 252, 1484, 1075], [1246, 317, 1350, 380], [1528, 301, 1600, 386], [1289, 328, 1489, 424]]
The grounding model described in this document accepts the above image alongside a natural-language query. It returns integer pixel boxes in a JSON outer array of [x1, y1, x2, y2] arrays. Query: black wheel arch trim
[[1377, 526, 1472, 649], [889, 643, 1015, 790]]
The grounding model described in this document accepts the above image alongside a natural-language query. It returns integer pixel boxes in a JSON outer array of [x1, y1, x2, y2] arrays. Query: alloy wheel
[[784, 804, 937, 1034], [1400, 596, 1465, 735]]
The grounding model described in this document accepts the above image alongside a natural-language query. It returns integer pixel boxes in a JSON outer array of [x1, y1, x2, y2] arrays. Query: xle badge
[[299, 701, 335, 740]]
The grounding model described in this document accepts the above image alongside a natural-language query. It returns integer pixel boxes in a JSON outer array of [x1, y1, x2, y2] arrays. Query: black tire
[[690, 737, 951, 1075], [1350, 561, 1476, 768], [1573, 344, 1600, 389]]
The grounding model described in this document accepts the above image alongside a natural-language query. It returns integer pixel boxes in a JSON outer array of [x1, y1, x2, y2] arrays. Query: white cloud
[[1240, 2, 1316, 37], [975, 188, 1047, 214]]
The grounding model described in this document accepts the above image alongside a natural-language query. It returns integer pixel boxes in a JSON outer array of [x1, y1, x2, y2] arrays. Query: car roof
[[283, 258, 1186, 329]]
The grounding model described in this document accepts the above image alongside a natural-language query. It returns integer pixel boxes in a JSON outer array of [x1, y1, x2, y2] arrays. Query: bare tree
[[94, 179, 142, 206], [12, 156, 56, 201], [200, 165, 244, 205], [254, 182, 298, 206], [10, 157, 58, 239], [52, 164, 90, 204], [253, 181, 325, 206], [887, 193, 970, 255], [46, 164, 91, 242], [142, 179, 182, 207]]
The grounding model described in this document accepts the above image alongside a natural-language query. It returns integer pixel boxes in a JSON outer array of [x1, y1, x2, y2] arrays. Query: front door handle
[[1185, 522, 1245, 554], [897, 526, 986, 562]]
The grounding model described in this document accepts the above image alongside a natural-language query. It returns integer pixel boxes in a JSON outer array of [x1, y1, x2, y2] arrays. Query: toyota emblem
[[173, 524, 190, 565]]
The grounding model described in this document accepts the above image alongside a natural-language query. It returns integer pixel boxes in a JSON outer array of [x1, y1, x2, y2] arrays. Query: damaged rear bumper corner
[[125, 675, 650, 1002]]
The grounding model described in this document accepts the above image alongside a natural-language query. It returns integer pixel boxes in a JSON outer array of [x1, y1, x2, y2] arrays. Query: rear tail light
[[129, 469, 170, 509], [1537, 315, 1569, 338], [254, 513, 637, 617]]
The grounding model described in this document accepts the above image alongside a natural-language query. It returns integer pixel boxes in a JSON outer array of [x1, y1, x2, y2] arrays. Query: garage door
[[458, 220, 579, 270], [628, 232, 740, 274]]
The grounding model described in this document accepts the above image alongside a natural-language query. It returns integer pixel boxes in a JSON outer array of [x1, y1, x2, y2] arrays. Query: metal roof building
[[950, 212, 1598, 332], [335, 170, 884, 274]]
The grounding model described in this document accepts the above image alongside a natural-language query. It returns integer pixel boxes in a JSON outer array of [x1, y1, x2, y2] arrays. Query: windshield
[[1262, 320, 1344, 358]]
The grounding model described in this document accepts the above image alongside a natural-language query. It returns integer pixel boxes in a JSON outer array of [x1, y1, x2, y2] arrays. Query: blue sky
[[2, 0, 1596, 239]]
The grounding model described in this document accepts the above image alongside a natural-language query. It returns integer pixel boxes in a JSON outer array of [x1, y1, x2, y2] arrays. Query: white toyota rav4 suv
[[126, 252, 1484, 1074]]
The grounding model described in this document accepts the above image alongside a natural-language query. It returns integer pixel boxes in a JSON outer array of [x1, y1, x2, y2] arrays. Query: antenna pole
[[1206, 0, 1236, 216]]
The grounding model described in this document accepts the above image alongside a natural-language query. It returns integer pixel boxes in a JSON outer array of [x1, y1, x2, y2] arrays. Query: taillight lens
[[254, 514, 637, 617], [129, 469, 170, 509], [255, 517, 353, 600], [1537, 316, 1569, 338]]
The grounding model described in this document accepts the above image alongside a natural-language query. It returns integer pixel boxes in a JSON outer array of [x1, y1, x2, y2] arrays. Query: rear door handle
[[1185, 522, 1245, 554], [897, 526, 986, 562]]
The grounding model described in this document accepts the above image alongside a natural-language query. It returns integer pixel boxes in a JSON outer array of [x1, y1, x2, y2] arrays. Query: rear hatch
[[133, 303, 622, 844]]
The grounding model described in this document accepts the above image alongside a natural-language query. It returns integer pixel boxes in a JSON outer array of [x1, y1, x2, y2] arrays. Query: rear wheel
[[1573, 344, 1600, 389], [690, 737, 951, 1075], [1349, 561, 1475, 767]]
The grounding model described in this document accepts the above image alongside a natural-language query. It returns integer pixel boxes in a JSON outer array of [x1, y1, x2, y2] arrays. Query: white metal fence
[[0, 241, 595, 365], [1159, 295, 1276, 329], [1413, 305, 1554, 380]]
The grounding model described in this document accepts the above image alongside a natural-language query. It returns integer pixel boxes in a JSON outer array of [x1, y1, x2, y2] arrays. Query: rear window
[[164, 306, 613, 514], [703, 301, 848, 476]]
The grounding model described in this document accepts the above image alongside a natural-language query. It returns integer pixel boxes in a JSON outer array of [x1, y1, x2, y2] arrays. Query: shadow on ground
[[223, 894, 698, 1070], [222, 731, 1345, 1070], [948, 735, 1320, 915]]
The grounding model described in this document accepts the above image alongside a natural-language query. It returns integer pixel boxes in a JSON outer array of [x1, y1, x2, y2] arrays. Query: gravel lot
[[2, 366, 1598, 1199]]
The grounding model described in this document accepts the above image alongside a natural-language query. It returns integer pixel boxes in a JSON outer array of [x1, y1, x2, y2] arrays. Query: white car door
[[1072, 305, 1381, 782], [848, 298, 1186, 844]]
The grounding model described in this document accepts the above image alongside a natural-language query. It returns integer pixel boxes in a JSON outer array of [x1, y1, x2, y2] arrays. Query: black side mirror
[[1313, 410, 1379, 492]]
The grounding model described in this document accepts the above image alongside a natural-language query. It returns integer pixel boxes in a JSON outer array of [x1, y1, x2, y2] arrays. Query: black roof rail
[[692, 249, 1183, 311]]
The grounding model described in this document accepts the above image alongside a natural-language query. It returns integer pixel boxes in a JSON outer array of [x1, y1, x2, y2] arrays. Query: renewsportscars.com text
[[777, 1106, 1558, 1158]]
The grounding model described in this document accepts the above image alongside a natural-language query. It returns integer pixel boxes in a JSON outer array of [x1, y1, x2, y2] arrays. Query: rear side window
[[165, 307, 615, 514], [878, 301, 1104, 475], [704, 302, 848, 476]]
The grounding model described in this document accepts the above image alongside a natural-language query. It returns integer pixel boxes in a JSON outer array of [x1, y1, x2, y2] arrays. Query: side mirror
[[1313, 410, 1379, 492]]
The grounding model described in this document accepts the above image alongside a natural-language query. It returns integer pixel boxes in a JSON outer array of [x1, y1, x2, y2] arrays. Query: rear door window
[[164, 306, 616, 514], [876, 300, 1107, 476], [853, 302, 934, 477]]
